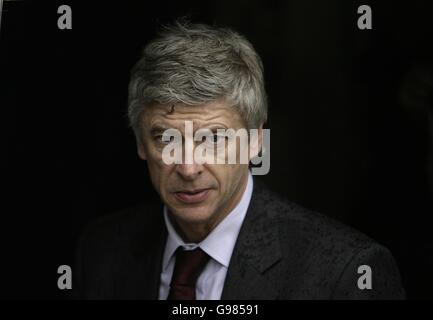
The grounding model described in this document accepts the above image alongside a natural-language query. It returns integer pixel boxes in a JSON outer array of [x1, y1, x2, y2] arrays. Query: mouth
[[173, 188, 211, 204]]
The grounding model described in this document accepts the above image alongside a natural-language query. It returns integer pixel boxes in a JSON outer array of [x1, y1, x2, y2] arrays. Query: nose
[[175, 163, 203, 181]]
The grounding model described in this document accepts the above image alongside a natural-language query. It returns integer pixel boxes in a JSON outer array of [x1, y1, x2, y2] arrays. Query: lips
[[174, 188, 211, 203]]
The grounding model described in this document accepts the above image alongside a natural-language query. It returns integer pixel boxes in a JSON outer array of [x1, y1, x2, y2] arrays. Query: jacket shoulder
[[256, 182, 377, 251], [78, 202, 163, 245], [254, 181, 404, 298], [72, 202, 165, 299]]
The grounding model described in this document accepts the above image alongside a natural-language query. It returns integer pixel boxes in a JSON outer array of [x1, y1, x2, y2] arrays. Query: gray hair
[[127, 20, 268, 137]]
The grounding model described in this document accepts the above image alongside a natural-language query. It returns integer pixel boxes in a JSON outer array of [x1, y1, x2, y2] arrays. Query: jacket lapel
[[221, 180, 282, 299]]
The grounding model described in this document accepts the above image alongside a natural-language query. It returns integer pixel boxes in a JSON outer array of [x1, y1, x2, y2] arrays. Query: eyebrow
[[149, 124, 229, 136], [206, 125, 229, 132], [150, 126, 170, 136], [208, 127, 227, 134]]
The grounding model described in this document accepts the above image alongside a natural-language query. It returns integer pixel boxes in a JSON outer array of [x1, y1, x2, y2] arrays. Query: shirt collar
[[162, 171, 253, 270]]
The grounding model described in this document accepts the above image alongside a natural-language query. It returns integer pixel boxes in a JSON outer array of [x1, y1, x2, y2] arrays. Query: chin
[[168, 203, 215, 225]]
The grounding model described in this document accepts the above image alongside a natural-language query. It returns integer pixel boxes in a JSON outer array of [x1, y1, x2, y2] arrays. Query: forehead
[[141, 100, 246, 130]]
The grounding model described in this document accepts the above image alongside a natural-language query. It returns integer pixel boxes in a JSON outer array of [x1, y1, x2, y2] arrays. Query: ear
[[249, 124, 263, 160], [136, 138, 147, 160]]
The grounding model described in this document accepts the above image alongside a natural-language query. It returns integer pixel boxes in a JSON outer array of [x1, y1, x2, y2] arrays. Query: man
[[73, 21, 405, 299]]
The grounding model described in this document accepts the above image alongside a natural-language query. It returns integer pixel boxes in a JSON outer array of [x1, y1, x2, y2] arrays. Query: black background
[[1, 0, 433, 299]]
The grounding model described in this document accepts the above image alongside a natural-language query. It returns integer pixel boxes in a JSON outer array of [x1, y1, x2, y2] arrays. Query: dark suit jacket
[[73, 180, 405, 299]]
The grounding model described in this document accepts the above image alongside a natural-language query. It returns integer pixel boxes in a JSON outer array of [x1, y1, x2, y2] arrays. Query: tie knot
[[171, 247, 210, 286], [167, 247, 210, 300]]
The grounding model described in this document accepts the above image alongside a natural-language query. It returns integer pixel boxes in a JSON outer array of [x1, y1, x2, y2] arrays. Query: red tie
[[167, 247, 210, 300]]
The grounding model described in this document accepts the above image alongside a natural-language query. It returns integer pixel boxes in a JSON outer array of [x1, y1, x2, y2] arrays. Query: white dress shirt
[[158, 172, 253, 300]]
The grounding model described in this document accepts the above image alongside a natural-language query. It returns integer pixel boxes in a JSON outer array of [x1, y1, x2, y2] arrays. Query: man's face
[[136, 100, 259, 235]]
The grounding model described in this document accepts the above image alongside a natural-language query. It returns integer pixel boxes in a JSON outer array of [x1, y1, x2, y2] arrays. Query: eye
[[155, 135, 174, 144], [203, 133, 226, 145]]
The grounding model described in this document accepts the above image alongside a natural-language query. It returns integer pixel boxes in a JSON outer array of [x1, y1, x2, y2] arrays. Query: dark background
[[1, 0, 433, 299]]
